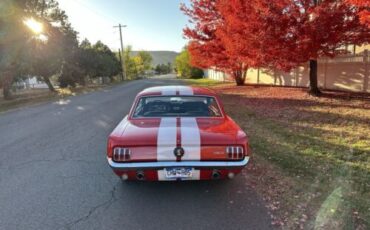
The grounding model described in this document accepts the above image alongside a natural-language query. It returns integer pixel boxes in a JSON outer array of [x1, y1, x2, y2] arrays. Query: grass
[[0, 89, 58, 113], [187, 80, 370, 229], [0, 81, 127, 113], [184, 78, 224, 87]]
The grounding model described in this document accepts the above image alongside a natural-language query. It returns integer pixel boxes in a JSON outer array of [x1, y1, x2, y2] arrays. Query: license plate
[[165, 167, 193, 179]]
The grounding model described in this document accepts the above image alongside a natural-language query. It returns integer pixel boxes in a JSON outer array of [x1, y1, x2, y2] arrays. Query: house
[[15, 76, 49, 89]]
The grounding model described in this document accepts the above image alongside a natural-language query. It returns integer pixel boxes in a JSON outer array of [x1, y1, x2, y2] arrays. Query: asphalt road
[[0, 75, 272, 230]]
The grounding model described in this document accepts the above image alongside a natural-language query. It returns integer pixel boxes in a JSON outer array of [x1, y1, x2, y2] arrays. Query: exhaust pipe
[[136, 171, 145, 180], [212, 170, 221, 180]]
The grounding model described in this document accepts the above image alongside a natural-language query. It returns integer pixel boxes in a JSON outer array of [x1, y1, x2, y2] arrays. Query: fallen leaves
[[205, 84, 370, 229]]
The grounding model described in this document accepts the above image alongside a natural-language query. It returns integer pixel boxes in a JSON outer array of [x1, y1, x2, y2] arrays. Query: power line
[[64, 0, 122, 24], [61, 0, 124, 50]]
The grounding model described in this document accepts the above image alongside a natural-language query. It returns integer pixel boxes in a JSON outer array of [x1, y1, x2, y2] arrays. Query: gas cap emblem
[[174, 147, 185, 158]]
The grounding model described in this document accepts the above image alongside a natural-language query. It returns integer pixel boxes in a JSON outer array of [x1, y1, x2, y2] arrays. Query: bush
[[190, 68, 204, 79]]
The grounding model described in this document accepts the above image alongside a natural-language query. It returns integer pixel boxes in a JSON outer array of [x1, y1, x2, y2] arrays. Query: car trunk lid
[[113, 117, 239, 161]]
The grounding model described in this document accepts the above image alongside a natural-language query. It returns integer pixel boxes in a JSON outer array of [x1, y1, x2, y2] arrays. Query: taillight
[[107, 140, 112, 157], [113, 148, 131, 162], [226, 146, 244, 160]]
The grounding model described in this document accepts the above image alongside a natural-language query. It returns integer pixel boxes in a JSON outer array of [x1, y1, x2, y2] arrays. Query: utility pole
[[114, 24, 127, 80], [118, 48, 124, 81]]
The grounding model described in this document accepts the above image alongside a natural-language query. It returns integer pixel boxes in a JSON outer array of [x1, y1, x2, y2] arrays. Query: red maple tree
[[215, 0, 301, 71], [182, 0, 370, 93], [182, 0, 250, 85], [182, 0, 293, 85], [281, 0, 370, 95], [347, 0, 370, 27]]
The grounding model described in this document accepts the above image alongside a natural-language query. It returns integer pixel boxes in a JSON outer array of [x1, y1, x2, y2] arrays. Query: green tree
[[166, 62, 173, 74], [1, 0, 33, 99], [1, 0, 81, 97], [154, 62, 174, 75], [135, 51, 153, 75], [139, 51, 153, 70], [30, 23, 80, 90], [78, 39, 97, 78], [27, 0, 80, 91], [122, 46, 137, 80], [175, 47, 203, 79], [123, 46, 155, 79], [93, 41, 120, 79], [76, 39, 121, 87], [154, 64, 162, 74]]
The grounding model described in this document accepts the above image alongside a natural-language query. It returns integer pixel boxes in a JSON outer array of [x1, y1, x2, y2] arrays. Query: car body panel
[[107, 86, 250, 181]]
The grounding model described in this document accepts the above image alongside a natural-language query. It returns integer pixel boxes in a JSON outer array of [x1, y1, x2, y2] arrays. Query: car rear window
[[132, 96, 222, 118]]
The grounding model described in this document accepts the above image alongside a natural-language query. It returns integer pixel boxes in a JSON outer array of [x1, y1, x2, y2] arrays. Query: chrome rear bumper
[[107, 157, 250, 170]]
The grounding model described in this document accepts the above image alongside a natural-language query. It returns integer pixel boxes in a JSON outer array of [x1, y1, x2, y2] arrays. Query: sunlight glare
[[37, 34, 49, 42], [24, 18, 43, 34]]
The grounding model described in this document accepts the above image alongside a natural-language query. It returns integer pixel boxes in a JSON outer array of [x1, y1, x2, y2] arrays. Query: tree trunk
[[80, 76, 87, 86], [2, 81, 12, 100], [234, 70, 247, 86], [308, 59, 321, 96], [43, 76, 55, 92], [2, 67, 14, 100]]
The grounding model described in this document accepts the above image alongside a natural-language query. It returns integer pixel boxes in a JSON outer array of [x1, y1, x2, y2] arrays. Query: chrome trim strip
[[107, 157, 250, 170], [130, 95, 225, 119]]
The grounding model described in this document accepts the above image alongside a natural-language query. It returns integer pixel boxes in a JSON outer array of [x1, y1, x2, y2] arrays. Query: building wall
[[14, 77, 49, 89], [205, 50, 369, 93]]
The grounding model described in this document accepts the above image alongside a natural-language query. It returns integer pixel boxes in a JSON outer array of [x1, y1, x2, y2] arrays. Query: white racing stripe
[[180, 118, 201, 161], [160, 86, 194, 96], [157, 118, 177, 161], [178, 86, 194, 95], [156, 117, 202, 180], [161, 86, 177, 95], [156, 86, 200, 180]]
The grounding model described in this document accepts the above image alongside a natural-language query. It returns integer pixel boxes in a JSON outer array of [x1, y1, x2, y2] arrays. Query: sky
[[57, 0, 190, 52]]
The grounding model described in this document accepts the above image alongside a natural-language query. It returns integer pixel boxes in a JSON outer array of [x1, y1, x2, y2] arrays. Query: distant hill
[[132, 51, 179, 66]]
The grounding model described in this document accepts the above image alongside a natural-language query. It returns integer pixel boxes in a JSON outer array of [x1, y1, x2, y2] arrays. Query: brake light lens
[[113, 148, 131, 162], [226, 146, 244, 160]]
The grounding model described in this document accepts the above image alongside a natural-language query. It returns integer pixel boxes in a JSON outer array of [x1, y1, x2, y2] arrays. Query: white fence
[[205, 50, 370, 93], [14, 77, 49, 90]]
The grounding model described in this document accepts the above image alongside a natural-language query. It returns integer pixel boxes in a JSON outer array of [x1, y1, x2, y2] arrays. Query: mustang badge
[[174, 147, 185, 158]]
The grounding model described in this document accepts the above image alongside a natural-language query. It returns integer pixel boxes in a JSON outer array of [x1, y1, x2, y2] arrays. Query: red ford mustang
[[107, 86, 250, 181]]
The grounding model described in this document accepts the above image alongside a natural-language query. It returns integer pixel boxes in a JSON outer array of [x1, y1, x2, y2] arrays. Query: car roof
[[137, 86, 217, 97]]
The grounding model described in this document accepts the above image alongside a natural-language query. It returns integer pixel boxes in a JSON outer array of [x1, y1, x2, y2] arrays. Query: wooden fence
[[205, 50, 369, 93]]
